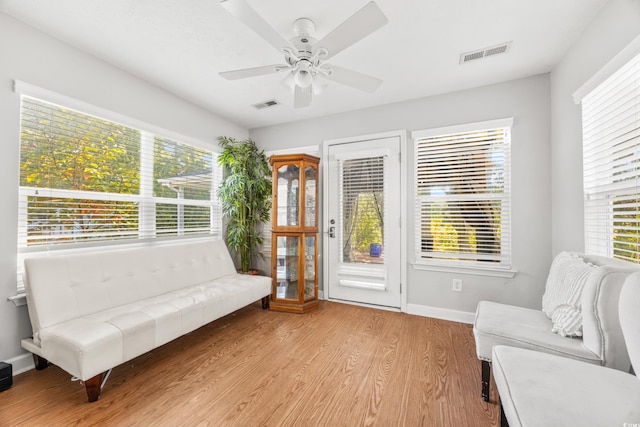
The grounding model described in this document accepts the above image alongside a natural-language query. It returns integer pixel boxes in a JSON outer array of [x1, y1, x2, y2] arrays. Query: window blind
[[414, 123, 511, 266], [582, 51, 640, 263], [18, 96, 222, 252]]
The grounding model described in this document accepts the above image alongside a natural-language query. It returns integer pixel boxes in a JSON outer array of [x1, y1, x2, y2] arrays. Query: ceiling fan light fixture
[[294, 60, 313, 87], [294, 70, 312, 88], [282, 72, 296, 89]]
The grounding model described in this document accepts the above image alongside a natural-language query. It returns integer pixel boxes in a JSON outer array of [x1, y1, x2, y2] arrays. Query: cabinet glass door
[[276, 164, 300, 227], [304, 235, 316, 301], [275, 235, 299, 300], [305, 166, 316, 227]]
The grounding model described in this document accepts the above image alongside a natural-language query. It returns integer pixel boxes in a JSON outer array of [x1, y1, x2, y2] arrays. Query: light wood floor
[[0, 301, 499, 426]]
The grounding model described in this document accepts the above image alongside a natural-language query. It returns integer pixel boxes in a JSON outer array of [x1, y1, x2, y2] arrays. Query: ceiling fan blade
[[315, 1, 388, 60], [324, 65, 382, 93], [219, 64, 288, 80], [294, 85, 312, 109], [220, 0, 294, 53]]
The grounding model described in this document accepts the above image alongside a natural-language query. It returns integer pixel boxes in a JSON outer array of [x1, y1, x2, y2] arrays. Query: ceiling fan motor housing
[[290, 18, 316, 60]]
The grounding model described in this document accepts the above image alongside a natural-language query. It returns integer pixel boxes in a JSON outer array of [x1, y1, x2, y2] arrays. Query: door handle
[[329, 226, 335, 238]]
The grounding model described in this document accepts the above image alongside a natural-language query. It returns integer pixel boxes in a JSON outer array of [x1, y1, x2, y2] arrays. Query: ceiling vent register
[[252, 99, 280, 110], [460, 42, 512, 64]]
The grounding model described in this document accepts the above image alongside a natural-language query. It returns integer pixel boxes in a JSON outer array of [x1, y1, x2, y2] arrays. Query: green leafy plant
[[217, 136, 272, 272]]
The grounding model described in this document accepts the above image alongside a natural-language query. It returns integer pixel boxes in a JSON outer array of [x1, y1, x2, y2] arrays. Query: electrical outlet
[[452, 279, 463, 292]]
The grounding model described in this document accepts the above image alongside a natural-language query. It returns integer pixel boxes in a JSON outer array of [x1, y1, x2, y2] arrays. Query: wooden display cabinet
[[269, 154, 319, 313]]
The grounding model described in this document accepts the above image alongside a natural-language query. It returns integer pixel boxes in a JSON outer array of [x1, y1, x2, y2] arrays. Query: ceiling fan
[[219, 0, 388, 108]]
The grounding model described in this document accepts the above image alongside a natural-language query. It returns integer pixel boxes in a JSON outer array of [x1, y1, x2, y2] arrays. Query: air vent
[[459, 42, 512, 64], [252, 99, 280, 110]]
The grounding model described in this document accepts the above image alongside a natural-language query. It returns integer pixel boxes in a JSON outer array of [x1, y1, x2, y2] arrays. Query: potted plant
[[217, 136, 272, 273]]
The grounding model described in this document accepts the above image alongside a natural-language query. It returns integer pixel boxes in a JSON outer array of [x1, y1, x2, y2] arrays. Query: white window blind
[[413, 120, 512, 267], [18, 95, 222, 256], [582, 51, 640, 263]]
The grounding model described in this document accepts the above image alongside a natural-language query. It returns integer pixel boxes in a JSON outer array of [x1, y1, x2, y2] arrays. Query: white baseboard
[[406, 303, 475, 324], [5, 352, 35, 376]]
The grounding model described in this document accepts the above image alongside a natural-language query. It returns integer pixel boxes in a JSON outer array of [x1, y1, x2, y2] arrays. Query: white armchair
[[473, 252, 639, 401], [492, 271, 640, 426]]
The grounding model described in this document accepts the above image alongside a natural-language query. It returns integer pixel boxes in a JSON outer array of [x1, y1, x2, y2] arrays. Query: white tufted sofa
[[20, 239, 271, 402]]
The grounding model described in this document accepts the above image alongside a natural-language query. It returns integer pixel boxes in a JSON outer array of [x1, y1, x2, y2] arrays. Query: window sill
[[411, 262, 517, 278], [8, 293, 27, 307]]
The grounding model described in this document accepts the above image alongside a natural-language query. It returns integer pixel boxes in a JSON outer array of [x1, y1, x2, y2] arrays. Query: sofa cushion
[[550, 304, 584, 337], [542, 251, 595, 319], [493, 345, 640, 427], [36, 273, 271, 380], [473, 301, 599, 364], [24, 239, 237, 340]]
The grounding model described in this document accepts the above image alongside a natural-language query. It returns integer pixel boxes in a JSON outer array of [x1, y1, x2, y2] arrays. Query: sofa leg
[[33, 354, 49, 370], [500, 400, 509, 427], [84, 372, 106, 402], [482, 360, 491, 402], [261, 296, 270, 310]]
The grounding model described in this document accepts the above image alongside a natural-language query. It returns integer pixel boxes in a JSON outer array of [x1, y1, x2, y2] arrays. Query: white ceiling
[[0, 0, 607, 129]]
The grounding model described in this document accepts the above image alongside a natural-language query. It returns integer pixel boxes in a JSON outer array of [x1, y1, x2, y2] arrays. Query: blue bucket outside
[[369, 243, 382, 257]]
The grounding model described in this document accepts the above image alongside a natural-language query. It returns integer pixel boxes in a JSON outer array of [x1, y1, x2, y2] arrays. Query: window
[[17, 92, 222, 278], [340, 156, 384, 264], [582, 51, 640, 263], [412, 119, 512, 269]]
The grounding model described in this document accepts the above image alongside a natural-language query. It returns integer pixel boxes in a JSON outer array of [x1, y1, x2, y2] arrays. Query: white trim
[[406, 303, 475, 324], [327, 298, 401, 312], [411, 262, 517, 278], [573, 35, 640, 104], [13, 80, 219, 153], [411, 118, 514, 140], [4, 353, 35, 376], [264, 145, 320, 157], [8, 293, 27, 307], [337, 264, 386, 279], [399, 130, 408, 312], [325, 130, 407, 146], [334, 148, 390, 161], [339, 279, 387, 291]]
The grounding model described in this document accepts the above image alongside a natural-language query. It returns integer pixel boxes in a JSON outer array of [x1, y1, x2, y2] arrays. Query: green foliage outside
[[20, 98, 216, 245], [613, 200, 640, 262], [20, 99, 141, 193], [430, 203, 478, 254], [347, 193, 383, 259]]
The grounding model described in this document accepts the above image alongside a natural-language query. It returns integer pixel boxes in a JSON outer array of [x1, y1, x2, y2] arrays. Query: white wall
[[550, 0, 640, 255], [0, 13, 248, 365], [251, 74, 552, 318]]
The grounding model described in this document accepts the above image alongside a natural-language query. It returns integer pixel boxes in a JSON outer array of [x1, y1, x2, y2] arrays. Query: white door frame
[[322, 130, 408, 312]]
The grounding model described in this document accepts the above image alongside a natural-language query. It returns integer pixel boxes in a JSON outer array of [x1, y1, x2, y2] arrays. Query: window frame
[[411, 118, 514, 276], [14, 81, 223, 292], [580, 50, 640, 263]]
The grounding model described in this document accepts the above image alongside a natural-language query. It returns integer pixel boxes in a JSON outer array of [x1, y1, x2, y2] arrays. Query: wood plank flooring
[[0, 301, 499, 426]]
